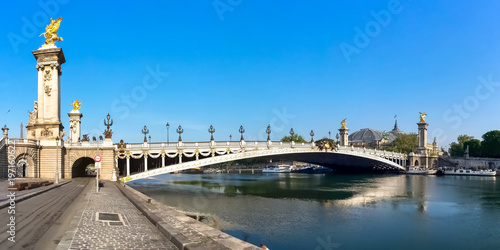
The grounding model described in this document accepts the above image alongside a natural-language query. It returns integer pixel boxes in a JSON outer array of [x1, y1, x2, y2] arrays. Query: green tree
[[481, 130, 500, 158], [281, 134, 307, 143], [449, 134, 474, 157], [463, 139, 481, 157], [390, 133, 418, 154]]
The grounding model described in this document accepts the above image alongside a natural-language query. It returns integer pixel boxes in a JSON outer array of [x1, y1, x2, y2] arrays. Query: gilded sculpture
[[72, 100, 82, 111], [419, 112, 427, 123], [340, 118, 347, 129], [39, 17, 63, 47]]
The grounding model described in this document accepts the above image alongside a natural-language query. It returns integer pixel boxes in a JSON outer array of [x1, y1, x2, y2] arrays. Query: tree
[[281, 134, 307, 143], [481, 130, 500, 158], [390, 133, 418, 154], [449, 134, 474, 157], [463, 139, 481, 157]]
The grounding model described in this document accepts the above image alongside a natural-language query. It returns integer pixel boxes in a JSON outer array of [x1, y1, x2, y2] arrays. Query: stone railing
[[7, 138, 40, 146], [0, 137, 5, 150], [122, 141, 313, 151]]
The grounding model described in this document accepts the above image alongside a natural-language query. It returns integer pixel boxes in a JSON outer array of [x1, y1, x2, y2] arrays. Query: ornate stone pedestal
[[68, 111, 83, 143], [26, 48, 66, 140]]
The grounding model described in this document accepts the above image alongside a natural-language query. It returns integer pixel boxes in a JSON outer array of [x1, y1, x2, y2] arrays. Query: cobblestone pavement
[[65, 180, 178, 249]]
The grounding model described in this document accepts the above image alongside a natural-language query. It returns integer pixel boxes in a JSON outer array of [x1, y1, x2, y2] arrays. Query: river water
[[128, 173, 500, 249]]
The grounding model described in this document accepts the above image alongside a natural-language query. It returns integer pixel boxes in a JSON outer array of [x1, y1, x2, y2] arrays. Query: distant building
[[348, 121, 405, 148]]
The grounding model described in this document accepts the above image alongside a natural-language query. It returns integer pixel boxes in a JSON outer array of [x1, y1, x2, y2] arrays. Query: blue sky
[[1, 0, 500, 148]]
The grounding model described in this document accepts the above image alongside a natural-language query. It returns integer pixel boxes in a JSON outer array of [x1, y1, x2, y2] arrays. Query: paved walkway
[[0, 177, 71, 208], [57, 179, 178, 250]]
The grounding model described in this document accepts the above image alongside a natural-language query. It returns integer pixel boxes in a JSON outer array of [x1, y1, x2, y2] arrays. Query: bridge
[[117, 140, 408, 182]]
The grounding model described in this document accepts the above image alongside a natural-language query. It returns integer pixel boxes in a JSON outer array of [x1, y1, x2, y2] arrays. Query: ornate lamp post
[[166, 122, 170, 145], [148, 135, 151, 143], [239, 125, 245, 141], [336, 133, 339, 145], [104, 113, 113, 139], [266, 125, 271, 141], [55, 136, 60, 184], [229, 134, 232, 141], [177, 125, 183, 142], [142, 125, 149, 143], [208, 125, 215, 141], [310, 130, 314, 143], [289, 128, 294, 142]]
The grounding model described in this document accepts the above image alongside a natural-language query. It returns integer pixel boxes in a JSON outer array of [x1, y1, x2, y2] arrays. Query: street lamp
[[142, 125, 149, 143], [239, 125, 245, 141], [289, 128, 294, 142], [329, 131, 331, 140], [166, 122, 170, 145], [148, 135, 151, 143], [266, 125, 271, 141], [310, 130, 314, 143], [336, 133, 339, 145], [229, 134, 232, 141], [55, 136, 60, 184], [177, 125, 183, 142], [208, 125, 215, 141]]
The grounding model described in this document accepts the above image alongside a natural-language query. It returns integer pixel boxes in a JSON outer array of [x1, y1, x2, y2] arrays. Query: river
[[128, 173, 500, 249]]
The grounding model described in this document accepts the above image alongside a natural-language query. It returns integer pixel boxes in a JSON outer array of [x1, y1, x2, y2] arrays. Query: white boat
[[444, 168, 496, 176], [262, 164, 291, 173], [406, 167, 438, 175], [406, 167, 429, 175]]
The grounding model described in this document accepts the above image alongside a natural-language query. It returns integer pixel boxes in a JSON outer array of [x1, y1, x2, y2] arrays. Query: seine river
[[128, 173, 500, 249]]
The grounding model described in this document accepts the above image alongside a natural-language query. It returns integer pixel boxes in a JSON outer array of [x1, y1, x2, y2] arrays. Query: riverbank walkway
[[1, 177, 259, 249]]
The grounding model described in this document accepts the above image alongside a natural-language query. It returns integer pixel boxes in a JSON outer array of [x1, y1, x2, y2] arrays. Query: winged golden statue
[[72, 100, 82, 111], [341, 118, 347, 129], [39, 17, 63, 47], [419, 112, 427, 123]]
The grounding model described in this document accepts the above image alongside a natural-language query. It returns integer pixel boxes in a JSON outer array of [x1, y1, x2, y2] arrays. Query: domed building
[[348, 121, 406, 148]]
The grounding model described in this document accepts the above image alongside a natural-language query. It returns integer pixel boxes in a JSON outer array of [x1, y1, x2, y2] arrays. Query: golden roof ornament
[[419, 112, 427, 123], [72, 100, 82, 111], [39, 17, 63, 47], [340, 118, 347, 129]]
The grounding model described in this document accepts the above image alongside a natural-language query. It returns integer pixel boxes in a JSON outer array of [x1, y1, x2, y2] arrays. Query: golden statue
[[419, 112, 427, 123], [340, 118, 347, 129], [39, 17, 63, 47], [72, 100, 82, 111]]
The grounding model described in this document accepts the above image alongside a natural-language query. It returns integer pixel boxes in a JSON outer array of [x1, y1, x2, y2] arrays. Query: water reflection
[[129, 173, 500, 250]]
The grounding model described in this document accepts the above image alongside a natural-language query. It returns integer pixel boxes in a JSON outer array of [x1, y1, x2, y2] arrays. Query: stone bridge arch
[[65, 149, 99, 178], [12, 146, 39, 177]]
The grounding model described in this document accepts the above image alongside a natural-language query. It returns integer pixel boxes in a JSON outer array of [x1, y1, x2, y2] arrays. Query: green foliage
[[449, 134, 475, 157], [389, 133, 418, 154], [281, 134, 307, 143], [463, 139, 481, 157], [314, 137, 336, 146], [481, 130, 500, 158]]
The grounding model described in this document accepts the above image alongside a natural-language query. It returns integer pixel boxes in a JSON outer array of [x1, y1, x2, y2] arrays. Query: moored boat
[[262, 164, 291, 173], [444, 168, 496, 176]]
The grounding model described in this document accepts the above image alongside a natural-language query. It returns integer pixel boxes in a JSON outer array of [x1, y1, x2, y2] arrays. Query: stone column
[[338, 128, 349, 147], [144, 154, 148, 172], [126, 154, 130, 177], [161, 151, 165, 167], [68, 111, 83, 143], [29, 48, 66, 140], [2, 125, 8, 138], [417, 121, 428, 155]]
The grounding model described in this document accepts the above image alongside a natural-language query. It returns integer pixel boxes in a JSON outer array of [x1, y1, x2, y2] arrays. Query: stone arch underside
[[127, 150, 406, 181], [67, 149, 99, 178]]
